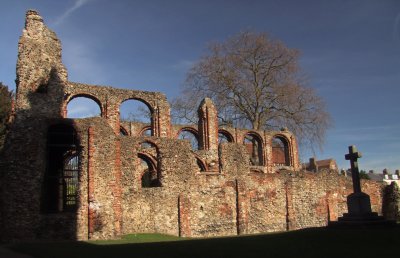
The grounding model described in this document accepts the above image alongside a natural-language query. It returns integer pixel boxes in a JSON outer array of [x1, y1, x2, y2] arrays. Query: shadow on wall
[[0, 68, 80, 241]]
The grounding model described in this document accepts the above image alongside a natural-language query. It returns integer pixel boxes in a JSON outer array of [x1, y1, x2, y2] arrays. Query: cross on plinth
[[345, 145, 362, 194], [328, 145, 395, 226], [343, 145, 372, 215]]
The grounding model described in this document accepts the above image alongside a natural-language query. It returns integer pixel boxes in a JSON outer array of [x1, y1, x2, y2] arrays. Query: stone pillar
[[198, 97, 218, 151]]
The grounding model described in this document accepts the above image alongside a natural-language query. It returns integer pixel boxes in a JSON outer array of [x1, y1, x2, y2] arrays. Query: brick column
[[178, 194, 191, 237], [87, 126, 95, 239], [198, 98, 218, 151], [236, 179, 248, 235], [154, 100, 171, 138]]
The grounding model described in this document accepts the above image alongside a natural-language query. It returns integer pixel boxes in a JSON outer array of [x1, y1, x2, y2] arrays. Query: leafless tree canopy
[[172, 31, 332, 150]]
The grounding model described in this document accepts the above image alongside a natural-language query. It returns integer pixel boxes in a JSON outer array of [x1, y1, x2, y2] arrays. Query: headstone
[[392, 174, 398, 180], [330, 145, 394, 227], [343, 145, 372, 214]]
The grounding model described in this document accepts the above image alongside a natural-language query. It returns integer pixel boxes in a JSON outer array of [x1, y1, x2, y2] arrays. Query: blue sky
[[1, 0, 400, 172]]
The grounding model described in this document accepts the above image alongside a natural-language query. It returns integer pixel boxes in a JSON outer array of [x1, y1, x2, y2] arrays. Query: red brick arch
[[139, 125, 152, 137], [137, 140, 160, 153], [218, 129, 235, 143], [176, 127, 199, 139], [64, 93, 104, 118], [119, 97, 154, 113], [243, 131, 265, 166], [193, 155, 207, 172], [271, 134, 291, 166], [120, 125, 129, 136]]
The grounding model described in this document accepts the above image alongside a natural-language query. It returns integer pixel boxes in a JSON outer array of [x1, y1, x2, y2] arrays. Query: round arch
[[120, 126, 129, 136], [65, 93, 103, 118], [218, 129, 235, 143], [243, 131, 264, 166], [195, 157, 207, 172], [176, 127, 198, 137], [177, 127, 199, 150], [119, 97, 154, 114], [138, 153, 161, 187], [139, 126, 152, 137], [271, 134, 291, 166], [120, 98, 154, 136], [138, 140, 159, 152]]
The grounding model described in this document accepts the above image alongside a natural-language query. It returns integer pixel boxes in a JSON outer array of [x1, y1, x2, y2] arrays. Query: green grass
[[91, 233, 182, 245], [5, 226, 400, 258]]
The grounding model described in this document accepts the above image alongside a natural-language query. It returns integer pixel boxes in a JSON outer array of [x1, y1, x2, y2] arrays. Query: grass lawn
[[5, 225, 400, 258]]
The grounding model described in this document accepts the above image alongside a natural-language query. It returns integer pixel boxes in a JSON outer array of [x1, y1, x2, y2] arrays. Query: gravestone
[[330, 145, 394, 226], [343, 145, 372, 215]]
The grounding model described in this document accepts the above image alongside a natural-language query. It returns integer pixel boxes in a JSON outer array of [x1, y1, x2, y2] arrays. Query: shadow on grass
[[7, 225, 400, 258]]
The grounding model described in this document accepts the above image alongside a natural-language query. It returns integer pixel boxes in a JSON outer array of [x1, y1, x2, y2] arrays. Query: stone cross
[[345, 145, 362, 193]]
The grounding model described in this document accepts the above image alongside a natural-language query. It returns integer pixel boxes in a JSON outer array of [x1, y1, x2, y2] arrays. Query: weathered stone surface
[[0, 10, 392, 242]]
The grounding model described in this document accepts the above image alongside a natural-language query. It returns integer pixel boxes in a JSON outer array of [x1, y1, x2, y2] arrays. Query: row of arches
[[121, 125, 291, 167], [173, 128, 291, 167], [64, 96, 291, 167], [66, 96, 155, 135]]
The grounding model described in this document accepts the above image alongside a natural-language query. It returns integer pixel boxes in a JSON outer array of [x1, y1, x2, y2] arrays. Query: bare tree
[[172, 31, 331, 150]]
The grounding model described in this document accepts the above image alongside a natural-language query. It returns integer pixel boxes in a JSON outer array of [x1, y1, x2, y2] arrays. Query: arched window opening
[[66, 96, 101, 118], [243, 133, 263, 166], [218, 130, 234, 144], [139, 141, 158, 152], [272, 136, 290, 166], [63, 155, 79, 210], [44, 124, 80, 213], [178, 129, 199, 150], [120, 99, 152, 136], [120, 126, 128, 136], [139, 154, 160, 188], [196, 158, 207, 172], [140, 126, 152, 137]]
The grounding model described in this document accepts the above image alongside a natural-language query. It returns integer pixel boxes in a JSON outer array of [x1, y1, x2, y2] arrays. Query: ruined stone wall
[[0, 10, 390, 242]]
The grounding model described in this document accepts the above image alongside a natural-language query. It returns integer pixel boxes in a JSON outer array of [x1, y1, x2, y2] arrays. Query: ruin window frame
[[243, 132, 264, 166], [120, 126, 129, 136], [139, 126, 152, 137], [138, 153, 161, 188], [65, 94, 103, 119], [271, 135, 291, 166], [218, 129, 235, 144], [119, 98, 154, 136], [42, 123, 80, 213], [196, 157, 207, 172], [177, 127, 200, 150]]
